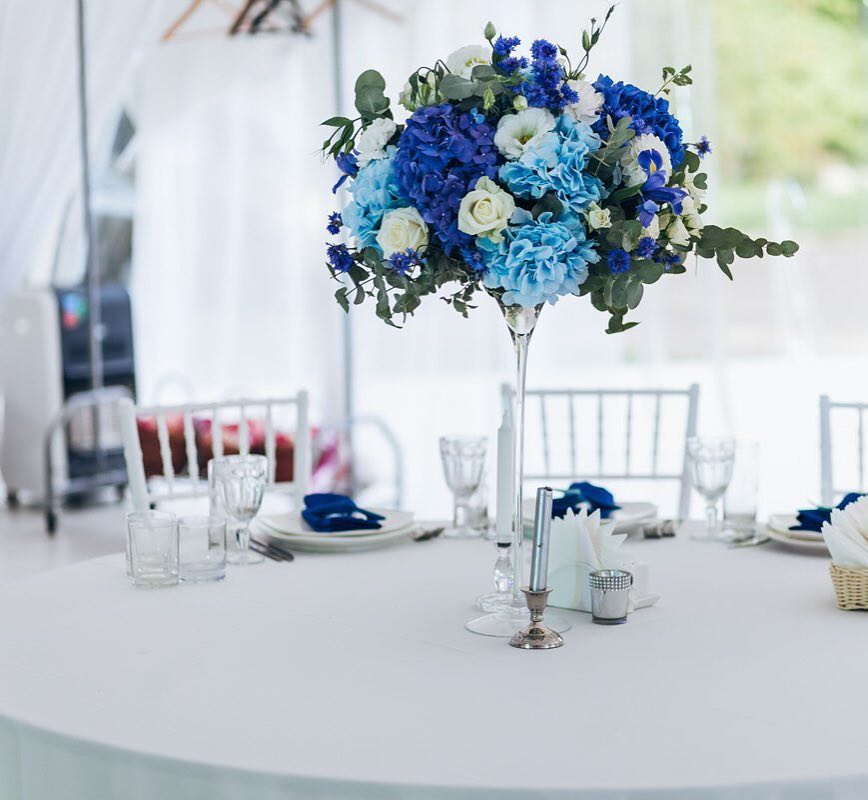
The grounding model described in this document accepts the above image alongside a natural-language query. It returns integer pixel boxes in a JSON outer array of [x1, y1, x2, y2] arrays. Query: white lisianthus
[[376, 207, 428, 257], [665, 216, 691, 247], [642, 214, 661, 240], [621, 133, 672, 187], [356, 118, 397, 166], [563, 79, 604, 125], [494, 108, 556, 160], [445, 45, 491, 79], [680, 195, 703, 236], [585, 202, 612, 231], [457, 177, 516, 242]]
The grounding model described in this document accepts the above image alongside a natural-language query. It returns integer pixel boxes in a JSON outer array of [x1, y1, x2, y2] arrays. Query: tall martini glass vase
[[465, 299, 571, 637]]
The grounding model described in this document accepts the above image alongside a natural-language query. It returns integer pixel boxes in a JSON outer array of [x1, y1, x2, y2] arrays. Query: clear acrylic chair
[[820, 394, 868, 507]]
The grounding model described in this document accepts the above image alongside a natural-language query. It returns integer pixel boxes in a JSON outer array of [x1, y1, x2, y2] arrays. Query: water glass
[[724, 440, 760, 542], [439, 435, 487, 538], [687, 436, 736, 541], [215, 454, 267, 565], [126, 510, 179, 588], [179, 515, 227, 582]]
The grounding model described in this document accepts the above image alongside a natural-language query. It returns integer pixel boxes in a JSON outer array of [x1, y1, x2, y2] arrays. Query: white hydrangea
[[621, 133, 672, 187]]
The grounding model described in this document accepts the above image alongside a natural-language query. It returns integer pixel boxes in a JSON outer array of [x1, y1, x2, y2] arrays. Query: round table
[[0, 529, 865, 800]]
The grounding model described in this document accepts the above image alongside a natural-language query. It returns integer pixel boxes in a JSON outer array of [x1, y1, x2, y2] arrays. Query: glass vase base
[[476, 590, 513, 612], [227, 550, 264, 565], [442, 526, 483, 540], [465, 605, 572, 638]]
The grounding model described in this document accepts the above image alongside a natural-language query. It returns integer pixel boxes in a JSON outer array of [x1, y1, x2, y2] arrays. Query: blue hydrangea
[[393, 104, 500, 256], [480, 210, 598, 306], [342, 147, 403, 251], [498, 115, 603, 214], [607, 248, 631, 274], [592, 75, 686, 167]]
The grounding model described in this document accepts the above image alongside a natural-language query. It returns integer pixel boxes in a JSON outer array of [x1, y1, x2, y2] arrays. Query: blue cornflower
[[332, 150, 359, 193], [326, 243, 354, 273], [593, 75, 686, 167], [460, 243, 487, 273], [393, 103, 499, 256], [607, 248, 631, 275], [655, 250, 683, 270], [530, 39, 558, 62], [636, 237, 657, 260], [388, 248, 426, 276], [327, 212, 343, 235], [494, 35, 520, 57], [696, 136, 712, 158]]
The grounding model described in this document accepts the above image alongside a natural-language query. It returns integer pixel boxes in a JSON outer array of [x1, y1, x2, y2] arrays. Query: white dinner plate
[[251, 519, 414, 553], [258, 509, 414, 538], [765, 514, 828, 552], [522, 497, 657, 533]]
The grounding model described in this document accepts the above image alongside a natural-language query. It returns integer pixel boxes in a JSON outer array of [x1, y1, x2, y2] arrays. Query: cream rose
[[494, 108, 556, 160], [445, 45, 491, 79], [376, 207, 428, 257], [457, 177, 516, 242], [585, 202, 612, 231], [665, 216, 691, 247], [680, 195, 703, 237], [356, 118, 397, 166]]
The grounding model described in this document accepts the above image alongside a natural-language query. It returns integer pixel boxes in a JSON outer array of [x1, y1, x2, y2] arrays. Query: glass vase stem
[[511, 328, 530, 606]]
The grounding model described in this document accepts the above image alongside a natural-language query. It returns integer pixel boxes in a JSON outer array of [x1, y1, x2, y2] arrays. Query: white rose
[[356, 118, 397, 166], [621, 133, 672, 187], [376, 207, 428, 257], [494, 108, 556, 160], [445, 45, 491, 79], [457, 176, 516, 242], [680, 195, 703, 236], [585, 202, 612, 230], [563, 79, 604, 125], [642, 214, 661, 240], [665, 216, 691, 247]]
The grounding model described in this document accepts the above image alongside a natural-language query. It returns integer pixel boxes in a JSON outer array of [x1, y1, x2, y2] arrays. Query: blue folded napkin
[[301, 493, 385, 533], [551, 481, 621, 520], [790, 492, 865, 532]]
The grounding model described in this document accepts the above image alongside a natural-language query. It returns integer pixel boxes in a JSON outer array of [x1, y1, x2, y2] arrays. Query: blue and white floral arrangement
[[322, 7, 798, 333]]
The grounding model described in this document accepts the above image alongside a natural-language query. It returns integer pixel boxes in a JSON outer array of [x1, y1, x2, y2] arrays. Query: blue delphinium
[[636, 236, 657, 260], [342, 147, 403, 251], [493, 34, 528, 76], [326, 212, 342, 235], [494, 35, 520, 57], [480, 210, 598, 306], [332, 150, 359, 193], [499, 115, 603, 214], [522, 39, 575, 110], [593, 75, 685, 167], [607, 248, 631, 274], [393, 103, 500, 255], [327, 243, 354, 273]]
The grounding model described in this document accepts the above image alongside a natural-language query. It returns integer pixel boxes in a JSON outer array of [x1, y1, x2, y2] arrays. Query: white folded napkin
[[822, 496, 868, 568], [547, 507, 658, 613]]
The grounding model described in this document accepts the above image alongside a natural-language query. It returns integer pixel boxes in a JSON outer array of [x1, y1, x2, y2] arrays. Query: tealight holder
[[509, 586, 564, 650]]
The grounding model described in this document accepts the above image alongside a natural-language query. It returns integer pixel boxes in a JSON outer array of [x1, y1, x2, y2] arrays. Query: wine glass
[[216, 454, 267, 565], [439, 436, 487, 538], [687, 437, 736, 540]]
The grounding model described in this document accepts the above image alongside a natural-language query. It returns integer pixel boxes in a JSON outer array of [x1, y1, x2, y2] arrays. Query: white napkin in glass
[[822, 496, 868, 568]]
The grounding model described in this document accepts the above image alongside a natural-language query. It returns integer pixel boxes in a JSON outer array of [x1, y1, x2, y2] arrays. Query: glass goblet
[[216, 454, 268, 565], [439, 435, 487, 539], [687, 436, 736, 541]]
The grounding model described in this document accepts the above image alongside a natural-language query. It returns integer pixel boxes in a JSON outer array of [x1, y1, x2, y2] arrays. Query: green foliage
[[656, 65, 692, 96]]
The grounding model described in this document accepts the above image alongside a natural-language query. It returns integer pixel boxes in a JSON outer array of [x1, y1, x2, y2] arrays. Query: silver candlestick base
[[509, 587, 564, 650]]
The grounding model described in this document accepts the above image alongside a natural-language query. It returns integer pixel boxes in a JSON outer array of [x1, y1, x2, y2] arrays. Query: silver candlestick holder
[[509, 586, 564, 649]]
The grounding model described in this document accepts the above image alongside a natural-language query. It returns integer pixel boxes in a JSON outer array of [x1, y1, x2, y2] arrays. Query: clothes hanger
[[162, 0, 242, 41]]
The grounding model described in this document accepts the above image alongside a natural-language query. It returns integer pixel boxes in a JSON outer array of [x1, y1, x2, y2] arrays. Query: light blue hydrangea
[[342, 146, 403, 251], [498, 116, 603, 214], [480, 209, 598, 307]]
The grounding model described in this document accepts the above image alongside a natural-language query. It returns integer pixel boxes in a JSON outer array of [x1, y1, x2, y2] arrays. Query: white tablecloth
[[0, 529, 866, 799]]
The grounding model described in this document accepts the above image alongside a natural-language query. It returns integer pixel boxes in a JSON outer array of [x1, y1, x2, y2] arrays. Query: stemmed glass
[[439, 436, 487, 538], [215, 454, 268, 565], [687, 437, 736, 540]]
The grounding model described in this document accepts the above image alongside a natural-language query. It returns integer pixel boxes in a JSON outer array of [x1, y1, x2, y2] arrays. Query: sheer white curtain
[[0, 0, 156, 298]]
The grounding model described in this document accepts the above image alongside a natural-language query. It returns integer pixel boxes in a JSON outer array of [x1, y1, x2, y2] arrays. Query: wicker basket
[[830, 563, 868, 610]]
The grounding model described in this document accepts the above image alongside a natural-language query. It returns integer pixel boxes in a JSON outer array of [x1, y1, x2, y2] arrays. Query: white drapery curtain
[[0, 0, 156, 297]]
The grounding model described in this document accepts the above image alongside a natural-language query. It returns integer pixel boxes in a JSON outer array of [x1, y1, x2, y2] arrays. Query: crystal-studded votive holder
[[589, 569, 633, 625]]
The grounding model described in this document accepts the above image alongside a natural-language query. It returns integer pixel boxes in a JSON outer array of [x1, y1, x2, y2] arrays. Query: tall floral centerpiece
[[320, 7, 798, 627]]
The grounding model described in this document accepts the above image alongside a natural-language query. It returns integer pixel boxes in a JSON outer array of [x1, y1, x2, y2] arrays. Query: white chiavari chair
[[503, 384, 700, 520], [118, 392, 311, 512], [820, 394, 868, 507]]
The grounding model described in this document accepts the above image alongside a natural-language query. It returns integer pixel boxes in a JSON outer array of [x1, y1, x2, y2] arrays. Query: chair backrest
[[503, 384, 700, 520], [118, 392, 311, 512], [820, 394, 868, 506]]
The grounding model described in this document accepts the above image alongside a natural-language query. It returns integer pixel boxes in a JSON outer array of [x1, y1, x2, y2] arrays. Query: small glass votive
[[126, 510, 179, 588], [179, 515, 227, 583], [589, 569, 633, 625]]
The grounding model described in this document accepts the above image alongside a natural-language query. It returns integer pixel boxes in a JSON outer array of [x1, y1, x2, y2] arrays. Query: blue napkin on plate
[[301, 493, 385, 533], [551, 481, 621, 520], [790, 492, 865, 532]]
